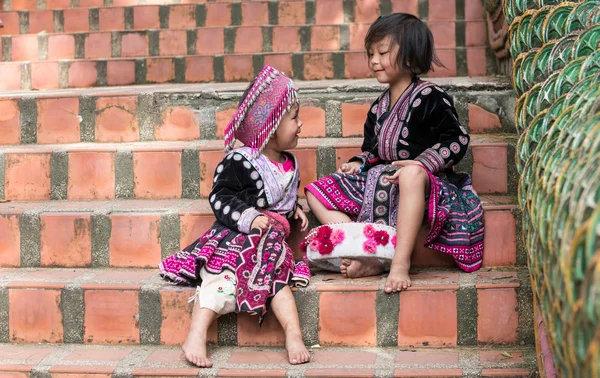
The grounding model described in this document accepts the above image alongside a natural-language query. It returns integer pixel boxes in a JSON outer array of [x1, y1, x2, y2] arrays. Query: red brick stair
[[0, 267, 533, 347], [0, 49, 483, 90], [1, 1, 330, 34], [0, 196, 520, 269], [0, 343, 535, 377], [0, 78, 512, 144], [0, 137, 510, 204], [0, 0, 490, 88]]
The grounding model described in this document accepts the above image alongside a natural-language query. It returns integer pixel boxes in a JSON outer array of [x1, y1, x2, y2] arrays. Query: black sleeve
[[209, 153, 263, 233], [413, 88, 470, 173]]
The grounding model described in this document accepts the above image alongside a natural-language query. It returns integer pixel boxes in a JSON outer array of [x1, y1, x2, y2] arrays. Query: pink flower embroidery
[[331, 229, 345, 245], [373, 230, 389, 246], [308, 239, 320, 251], [391, 235, 397, 247], [224, 275, 229, 280], [363, 239, 377, 254], [364, 224, 376, 238], [319, 240, 334, 255], [316, 225, 332, 242]]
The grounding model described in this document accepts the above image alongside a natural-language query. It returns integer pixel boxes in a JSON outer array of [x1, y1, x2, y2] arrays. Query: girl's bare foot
[[342, 257, 384, 278], [285, 332, 310, 365], [384, 264, 412, 293], [340, 258, 351, 276], [182, 332, 212, 368]]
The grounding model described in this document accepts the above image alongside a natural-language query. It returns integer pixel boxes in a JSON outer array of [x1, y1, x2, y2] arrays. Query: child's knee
[[398, 165, 428, 186]]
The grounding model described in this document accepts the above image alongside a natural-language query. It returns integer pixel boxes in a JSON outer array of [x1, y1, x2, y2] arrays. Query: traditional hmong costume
[[305, 79, 485, 272], [159, 66, 310, 322]]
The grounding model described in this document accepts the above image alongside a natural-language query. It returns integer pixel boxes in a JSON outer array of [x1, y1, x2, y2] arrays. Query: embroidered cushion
[[302, 222, 397, 271]]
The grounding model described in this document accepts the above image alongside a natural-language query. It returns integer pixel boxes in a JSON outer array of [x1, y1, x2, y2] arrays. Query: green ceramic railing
[[506, 0, 600, 376]]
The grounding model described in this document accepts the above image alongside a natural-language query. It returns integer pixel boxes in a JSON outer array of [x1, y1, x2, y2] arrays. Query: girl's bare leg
[[385, 165, 430, 293], [306, 191, 352, 224], [270, 286, 310, 365], [182, 300, 218, 367], [307, 192, 384, 278]]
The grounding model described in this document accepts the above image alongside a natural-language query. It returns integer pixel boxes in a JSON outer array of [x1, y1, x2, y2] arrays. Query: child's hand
[[294, 207, 309, 232], [386, 160, 424, 184], [251, 215, 269, 231], [337, 161, 362, 174]]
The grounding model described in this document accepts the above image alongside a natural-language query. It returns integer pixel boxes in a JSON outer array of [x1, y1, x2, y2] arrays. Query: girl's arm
[[414, 89, 470, 174], [209, 153, 263, 234]]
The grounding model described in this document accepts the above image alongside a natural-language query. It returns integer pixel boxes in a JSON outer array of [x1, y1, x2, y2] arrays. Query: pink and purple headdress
[[224, 66, 298, 157]]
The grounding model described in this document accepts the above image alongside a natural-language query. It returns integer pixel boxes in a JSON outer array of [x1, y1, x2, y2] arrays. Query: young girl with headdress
[[305, 13, 485, 293], [159, 66, 311, 367]]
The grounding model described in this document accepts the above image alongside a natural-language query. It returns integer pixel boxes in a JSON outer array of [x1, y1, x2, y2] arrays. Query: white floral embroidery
[[399, 139, 409, 145], [450, 142, 461, 153], [459, 136, 468, 145], [433, 143, 441, 149], [371, 104, 378, 113], [422, 87, 432, 95], [443, 98, 452, 106], [440, 147, 451, 158], [401, 127, 409, 138], [399, 150, 410, 159], [412, 98, 422, 107], [459, 126, 468, 134]]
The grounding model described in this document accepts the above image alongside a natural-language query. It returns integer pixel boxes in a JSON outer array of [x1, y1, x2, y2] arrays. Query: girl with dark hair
[[305, 13, 485, 293]]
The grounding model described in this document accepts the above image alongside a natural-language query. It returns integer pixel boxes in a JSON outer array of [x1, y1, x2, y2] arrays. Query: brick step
[[0, 344, 537, 377], [0, 136, 513, 204], [0, 1, 489, 35], [4, 0, 210, 11], [0, 22, 487, 63], [0, 267, 533, 347], [0, 196, 521, 269], [1, 0, 488, 26], [0, 47, 491, 90], [2, 342, 538, 378], [0, 77, 515, 145]]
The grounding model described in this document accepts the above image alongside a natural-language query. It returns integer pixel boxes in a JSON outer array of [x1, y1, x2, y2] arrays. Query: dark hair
[[238, 78, 257, 106], [365, 13, 444, 75]]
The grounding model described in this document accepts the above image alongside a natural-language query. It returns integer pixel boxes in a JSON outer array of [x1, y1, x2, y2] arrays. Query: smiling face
[[267, 102, 302, 152], [367, 36, 404, 85]]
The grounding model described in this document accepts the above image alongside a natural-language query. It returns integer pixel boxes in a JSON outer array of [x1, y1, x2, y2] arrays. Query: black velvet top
[[350, 81, 470, 174]]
